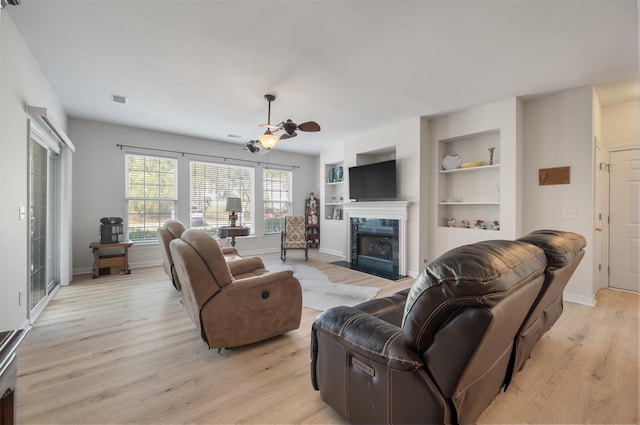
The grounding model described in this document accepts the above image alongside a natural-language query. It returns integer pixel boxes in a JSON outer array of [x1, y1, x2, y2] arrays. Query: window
[[125, 154, 177, 241], [263, 168, 292, 234], [190, 161, 254, 234]]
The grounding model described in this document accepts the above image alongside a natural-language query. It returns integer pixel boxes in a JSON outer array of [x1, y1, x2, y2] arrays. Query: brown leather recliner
[[170, 229, 302, 349], [311, 239, 549, 424], [506, 229, 586, 385], [158, 220, 239, 290]]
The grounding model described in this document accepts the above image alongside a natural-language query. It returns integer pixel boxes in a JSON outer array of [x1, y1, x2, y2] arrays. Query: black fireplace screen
[[351, 218, 399, 274]]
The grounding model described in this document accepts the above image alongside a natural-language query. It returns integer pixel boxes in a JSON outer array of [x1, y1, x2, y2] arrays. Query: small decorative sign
[[539, 166, 570, 185]]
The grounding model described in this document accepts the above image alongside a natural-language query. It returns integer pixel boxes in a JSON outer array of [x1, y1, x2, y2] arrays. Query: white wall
[[602, 100, 639, 148], [340, 118, 423, 277], [0, 11, 68, 330], [522, 86, 596, 304], [69, 118, 318, 274]]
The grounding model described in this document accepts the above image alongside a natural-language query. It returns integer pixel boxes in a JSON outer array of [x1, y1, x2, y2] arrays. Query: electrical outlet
[[562, 208, 577, 219], [18, 290, 24, 306]]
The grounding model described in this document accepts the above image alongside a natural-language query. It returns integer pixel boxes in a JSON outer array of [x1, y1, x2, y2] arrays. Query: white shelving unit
[[438, 130, 501, 230], [324, 163, 344, 220]]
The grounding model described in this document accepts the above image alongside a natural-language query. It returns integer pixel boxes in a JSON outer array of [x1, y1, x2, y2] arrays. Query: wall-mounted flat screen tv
[[348, 159, 397, 201]]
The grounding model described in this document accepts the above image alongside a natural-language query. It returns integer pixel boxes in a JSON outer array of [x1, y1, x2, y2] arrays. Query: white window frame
[[125, 154, 178, 242], [263, 168, 293, 234], [190, 160, 255, 234]]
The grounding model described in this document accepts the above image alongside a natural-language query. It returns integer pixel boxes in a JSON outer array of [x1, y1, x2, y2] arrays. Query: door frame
[[27, 120, 62, 323]]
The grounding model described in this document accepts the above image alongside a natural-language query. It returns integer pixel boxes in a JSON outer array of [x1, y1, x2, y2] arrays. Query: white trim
[[564, 292, 596, 307], [343, 201, 411, 276], [27, 106, 75, 152], [319, 247, 345, 258]]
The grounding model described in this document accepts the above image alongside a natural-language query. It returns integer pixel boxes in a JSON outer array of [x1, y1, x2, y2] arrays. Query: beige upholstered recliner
[[170, 229, 302, 349], [158, 220, 187, 290], [281, 215, 308, 261], [158, 220, 239, 290]]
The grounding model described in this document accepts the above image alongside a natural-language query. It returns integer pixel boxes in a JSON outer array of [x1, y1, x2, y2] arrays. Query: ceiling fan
[[249, 94, 321, 153]]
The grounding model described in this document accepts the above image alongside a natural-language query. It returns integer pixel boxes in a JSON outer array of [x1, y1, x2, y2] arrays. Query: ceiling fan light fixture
[[257, 130, 279, 150]]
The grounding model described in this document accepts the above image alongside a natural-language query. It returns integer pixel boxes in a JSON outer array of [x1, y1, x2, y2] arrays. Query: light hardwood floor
[[15, 252, 639, 424]]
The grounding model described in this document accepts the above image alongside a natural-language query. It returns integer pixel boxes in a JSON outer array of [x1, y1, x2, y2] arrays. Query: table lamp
[[226, 197, 242, 227]]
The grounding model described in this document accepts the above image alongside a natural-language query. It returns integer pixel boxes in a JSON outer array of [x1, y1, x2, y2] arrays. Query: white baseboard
[[319, 248, 345, 259], [564, 292, 596, 307]]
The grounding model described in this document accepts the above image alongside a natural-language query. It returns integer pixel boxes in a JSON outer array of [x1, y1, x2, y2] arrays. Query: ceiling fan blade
[[280, 132, 297, 140], [259, 123, 281, 130], [298, 121, 321, 132]]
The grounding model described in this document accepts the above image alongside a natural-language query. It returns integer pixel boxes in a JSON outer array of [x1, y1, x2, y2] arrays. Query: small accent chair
[[158, 220, 187, 290], [170, 229, 302, 349], [281, 215, 308, 261], [158, 219, 239, 290]]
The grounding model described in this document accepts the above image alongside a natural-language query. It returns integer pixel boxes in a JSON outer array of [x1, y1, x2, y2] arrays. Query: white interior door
[[609, 149, 639, 292]]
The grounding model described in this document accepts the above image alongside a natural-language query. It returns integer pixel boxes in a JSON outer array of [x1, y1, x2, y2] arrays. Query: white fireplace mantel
[[343, 201, 411, 276]]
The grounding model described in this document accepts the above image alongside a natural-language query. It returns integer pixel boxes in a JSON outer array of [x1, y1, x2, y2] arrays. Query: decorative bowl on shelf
[[460, 160, 485, 168]]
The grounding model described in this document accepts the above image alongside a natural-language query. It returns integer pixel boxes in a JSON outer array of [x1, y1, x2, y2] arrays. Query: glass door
[[29, 139, 48, 311], [29, 138, 60, 316]]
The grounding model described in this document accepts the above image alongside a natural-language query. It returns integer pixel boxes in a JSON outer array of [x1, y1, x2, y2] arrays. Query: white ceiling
[[7, 0, 638, 155]]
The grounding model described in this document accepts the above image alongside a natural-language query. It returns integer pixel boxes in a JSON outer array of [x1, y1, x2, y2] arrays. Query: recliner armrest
[[221, 247, 238, 256], [227, 256, 265, 276], [313, 306, 422, 372], [228, 269, 297, 289]]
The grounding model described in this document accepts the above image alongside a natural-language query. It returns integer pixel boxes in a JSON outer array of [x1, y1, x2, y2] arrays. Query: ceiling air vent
[[111, 94, 128, 104]]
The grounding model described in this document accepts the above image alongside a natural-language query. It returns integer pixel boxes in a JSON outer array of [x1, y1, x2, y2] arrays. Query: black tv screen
[[348, 160, 397, 201]]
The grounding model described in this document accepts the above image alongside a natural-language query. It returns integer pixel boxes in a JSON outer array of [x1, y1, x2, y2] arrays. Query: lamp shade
[[257, 131, 279, 150], [225, 197, 242, 212]]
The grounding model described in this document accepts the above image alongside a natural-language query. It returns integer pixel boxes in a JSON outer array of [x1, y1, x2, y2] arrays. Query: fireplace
[[351, 218, 399, 276], [332, 201, 410, 280]]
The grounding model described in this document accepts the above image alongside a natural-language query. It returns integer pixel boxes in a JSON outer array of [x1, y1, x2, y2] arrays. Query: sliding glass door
[[29, 137, 59, 316]]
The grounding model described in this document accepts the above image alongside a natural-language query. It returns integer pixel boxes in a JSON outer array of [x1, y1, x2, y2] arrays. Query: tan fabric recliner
[[170, 229, 302, 349], [158, 220, 187, 290], [281, 215, 308, 261], [158, 220, 239, 290]]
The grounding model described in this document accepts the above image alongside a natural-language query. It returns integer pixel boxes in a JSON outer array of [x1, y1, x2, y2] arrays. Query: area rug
[[263, 261, 380, 311]]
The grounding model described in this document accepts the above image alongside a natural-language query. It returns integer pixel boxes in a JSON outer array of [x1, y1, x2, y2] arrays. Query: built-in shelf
[[438, 129, 501, 229], [438, 164, 500, 174], [325, 162, 345, 221], [439, 201, 500, 205]]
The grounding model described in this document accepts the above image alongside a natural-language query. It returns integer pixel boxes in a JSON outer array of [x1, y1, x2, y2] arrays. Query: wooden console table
[[0, 329, 27, 425], [90, 241, 134, 278], [218, 226, 249, 248]]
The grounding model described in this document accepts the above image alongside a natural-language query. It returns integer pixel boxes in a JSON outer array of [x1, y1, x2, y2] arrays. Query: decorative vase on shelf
[[338, 166, 344, 182], [329, 167, 336, 183]]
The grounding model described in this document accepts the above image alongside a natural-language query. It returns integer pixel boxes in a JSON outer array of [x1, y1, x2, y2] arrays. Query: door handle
[[595, 227, 602, 232]]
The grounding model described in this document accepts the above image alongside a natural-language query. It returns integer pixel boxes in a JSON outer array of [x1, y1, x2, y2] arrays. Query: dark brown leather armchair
[[311, 239, 550, 424], [170, 229, 302, 349], [507, 229, 586, 384]]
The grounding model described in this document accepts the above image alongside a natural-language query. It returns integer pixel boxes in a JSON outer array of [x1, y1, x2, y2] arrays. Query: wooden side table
[[90, 241, 134, 278], [218, 226, 249, 248]]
